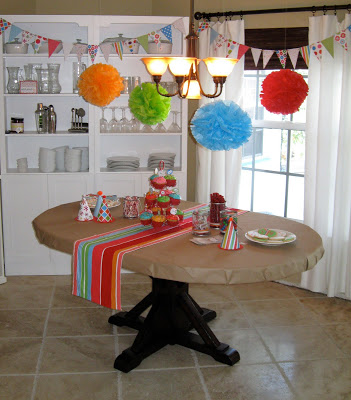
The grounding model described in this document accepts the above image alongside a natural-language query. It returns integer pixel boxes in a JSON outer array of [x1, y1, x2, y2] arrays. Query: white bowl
[[4, 41, 29, 54], [147, 41, 172, 54]]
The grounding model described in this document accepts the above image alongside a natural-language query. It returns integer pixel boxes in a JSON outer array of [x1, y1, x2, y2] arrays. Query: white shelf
[[3, 54, 89, 58], [99, 132, 183, 136], [6, 132, 89, 137], [4, 93, 80, 97], [100, 167, 182, 173], [7, 168, 91, 174]]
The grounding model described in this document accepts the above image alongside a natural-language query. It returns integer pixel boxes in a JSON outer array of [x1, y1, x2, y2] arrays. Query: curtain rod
[[194, 4, 351, 20]]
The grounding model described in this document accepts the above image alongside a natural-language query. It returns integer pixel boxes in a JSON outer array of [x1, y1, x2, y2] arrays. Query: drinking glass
[[48, 63, 61, 94], [155, 122, 167, 133], [36, 68, 50, 94], [6, 67, 20, 93], [192, 209, 210, 236], [167, 111, 182, 133], [130, 114, 140, 132], [100, 107, 109, 133], [141, 124, 154, 133], [108, 106, 120, 133], [120, 107, 131, 133]]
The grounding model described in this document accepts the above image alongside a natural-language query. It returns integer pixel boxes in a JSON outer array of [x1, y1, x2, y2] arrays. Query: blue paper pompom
[[190, 100, 252, 151]]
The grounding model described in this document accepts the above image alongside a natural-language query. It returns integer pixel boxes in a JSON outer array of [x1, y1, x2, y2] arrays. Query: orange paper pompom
[[77, 63, 124, 107]]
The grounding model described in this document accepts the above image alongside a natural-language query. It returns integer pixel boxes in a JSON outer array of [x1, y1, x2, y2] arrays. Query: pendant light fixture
[[141, 0, 238, 99]]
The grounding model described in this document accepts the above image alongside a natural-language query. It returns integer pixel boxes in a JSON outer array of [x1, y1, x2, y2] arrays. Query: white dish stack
[[38, 146, 88, 172], [148, 152, 175, 170], [106, 156, 140, 171], [65, 148, 82, 172], [39, 147, 56, 173], [73, 147, 89, 171]]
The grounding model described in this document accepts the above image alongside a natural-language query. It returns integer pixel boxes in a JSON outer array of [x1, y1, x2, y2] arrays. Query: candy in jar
[[123, 196, 140, 218]]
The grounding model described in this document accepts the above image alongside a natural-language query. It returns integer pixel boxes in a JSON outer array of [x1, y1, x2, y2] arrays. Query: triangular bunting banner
[[160, 24, 172, 43], [0, 18, 11, 35], [311, 41, 323, 60], [197, 21, 211, 33], [262, 50, 274, 68], [9, 25, 22, 42], [137, 34, 149, 53], [237, 44, 250, 60], [322, 36, 335, 57], [251, 48, 262, 66], [32, 36, 48, 54], [88, 44, 98, 63], [334, 30, 348, 51], [226, 39, 238, 58], [300, 45, 310, 67], [172, 18, 186, 35], [148, 30, 161, 44], [210, 27, 219, 45], [214, 34, 227, 49], [114, 41, 123, 60], [22, 30, 35, 44], [100, 42, 112, 62], [62, 42, 73, 60], [287, 48, 300, 68], [48, 39, 61, 58], [75, 43, 87, 62], [276, 49, 288, 68]]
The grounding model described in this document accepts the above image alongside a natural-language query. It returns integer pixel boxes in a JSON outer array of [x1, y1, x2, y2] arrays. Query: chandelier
[[141, 0, 238, 99]]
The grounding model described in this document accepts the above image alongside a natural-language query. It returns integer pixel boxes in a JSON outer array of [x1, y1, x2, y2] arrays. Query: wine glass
[[130, 113, 141, 133], [100, 107, 109, 133], [155, 122, 167, 133], [167, 111, 182, 133], [120, 106, 131, 133], [141, 124, 154, 133], [108, 106, 120, 133]]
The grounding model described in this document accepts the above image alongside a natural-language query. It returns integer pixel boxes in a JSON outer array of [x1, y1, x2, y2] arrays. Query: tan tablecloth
[[32, 201, 324, 285]]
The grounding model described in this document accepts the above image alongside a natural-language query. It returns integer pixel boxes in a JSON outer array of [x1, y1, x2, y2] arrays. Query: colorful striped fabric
[[72, 204, 208, 310]]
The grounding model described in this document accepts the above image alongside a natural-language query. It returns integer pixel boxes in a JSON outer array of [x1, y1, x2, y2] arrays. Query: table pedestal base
[[108, 278, 240, 373]]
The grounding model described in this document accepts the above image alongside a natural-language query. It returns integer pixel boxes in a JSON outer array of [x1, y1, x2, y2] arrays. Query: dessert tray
[[245, 228, 296, 246], [85, 194, 120, 209]]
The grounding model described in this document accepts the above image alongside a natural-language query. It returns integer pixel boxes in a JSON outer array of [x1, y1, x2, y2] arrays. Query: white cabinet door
[[0, 183, 6, 284], [96, 173, 142, 197], [1, 175, 51, 275]]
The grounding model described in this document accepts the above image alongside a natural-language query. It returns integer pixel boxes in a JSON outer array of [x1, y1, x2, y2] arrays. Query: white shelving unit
[[0, 15, 189, 276]]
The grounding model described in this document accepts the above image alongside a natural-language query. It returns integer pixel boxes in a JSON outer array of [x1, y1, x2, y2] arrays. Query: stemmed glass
[[141, 124, 154, 133], [130, 113, 141, 133], [108, 106, 120, 133], [120, 106, 131, 133], [155, 122, 167, 133], [100, 107, 109, 133], [167, 111, 182, 133]]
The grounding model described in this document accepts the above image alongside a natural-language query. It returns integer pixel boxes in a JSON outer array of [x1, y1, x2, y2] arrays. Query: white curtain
[[301, 14, 351, 299], [195, 20, 245, 207]]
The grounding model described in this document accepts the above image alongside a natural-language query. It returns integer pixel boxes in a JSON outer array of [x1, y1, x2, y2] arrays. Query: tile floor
[[1, 273, 351, 400]]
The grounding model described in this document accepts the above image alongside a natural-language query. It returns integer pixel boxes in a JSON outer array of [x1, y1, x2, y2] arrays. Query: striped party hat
[[219, 217, 241, 250], [96, 198, 113, 223]]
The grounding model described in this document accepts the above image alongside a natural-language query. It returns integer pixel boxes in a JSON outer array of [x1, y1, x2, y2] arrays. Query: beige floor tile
[[0, 338, 42, 374], [196, 329, 273, 366], [121, 369, 206, 400], [287, 286, 326, 298], [34, 373, 118, 400], [258, 325, 345, 362], [204, 302, 251, 330], [0, 285, 53, 309], [0, 309, 48, 337], [323, 323, 351, 357], [281, 358, 351, 399], [55, 275, 73, 286], [121, 272, 151, 284], [202, 364, 296, 400], [189, 283, 236, 304], [5, 275, 56, 286], [299, 297, 351, 324], [241, 298, 318, 327], [118, 334, 196, 369], [52, 285, 101, 308], [0, 376, 35, 400], [40, 336, 116, 373], [46, 308, 113, 336], [233, 281, 295, 301], [121, 283, 152, 307]]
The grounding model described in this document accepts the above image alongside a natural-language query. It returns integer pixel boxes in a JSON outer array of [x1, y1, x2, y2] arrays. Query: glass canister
[[210, 201, 226, 228], [48, 63, 61, 93], [6, 66, 20, 93], [192, 209, 210, 236], [36, 68, 50, 94], [220, 209, 238, 234], [123, 196, 140, 218], [72, 62, 86, 93]]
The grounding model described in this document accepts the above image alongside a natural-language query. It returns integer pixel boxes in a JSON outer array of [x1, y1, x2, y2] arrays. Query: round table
[[33, 200, 324, 372]]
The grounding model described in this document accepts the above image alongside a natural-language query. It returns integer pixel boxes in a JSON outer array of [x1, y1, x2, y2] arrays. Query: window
[[239, 69, 307, 220]]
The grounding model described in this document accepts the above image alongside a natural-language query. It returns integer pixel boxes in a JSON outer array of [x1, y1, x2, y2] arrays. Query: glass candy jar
[[192, 209, 210, 236], [123, 196, 140, 219], [210, 201, 226, 228], [6, 67, 20, 93], [48, 64, 61, 94]]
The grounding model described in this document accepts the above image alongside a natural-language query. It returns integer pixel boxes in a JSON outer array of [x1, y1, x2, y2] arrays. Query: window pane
[[253, 172, 286, 216], [289, 130, 305, 174], [287, 176, 304, 220], [254, 128, 287, 172], [243, 76, 257, 119], [238, 169, 252, 211]]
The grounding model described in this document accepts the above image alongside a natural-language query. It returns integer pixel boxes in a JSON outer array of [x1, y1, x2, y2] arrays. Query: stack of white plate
[[73, 147, 89, 171], [39, 147, 56, 173], [148, 152, 175, 170], [65, 148, 82, 172], [106, 156, 140, 171]]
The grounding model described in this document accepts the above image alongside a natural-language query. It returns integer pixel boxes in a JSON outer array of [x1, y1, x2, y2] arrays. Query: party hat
[[93, 191, 103, 217], [219, 217, 241, 250], [96, 198, 113, 223], [76, 196, 93, 222]]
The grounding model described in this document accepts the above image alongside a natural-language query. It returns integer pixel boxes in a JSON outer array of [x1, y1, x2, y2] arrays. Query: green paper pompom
[[129, 83, 171, 125]]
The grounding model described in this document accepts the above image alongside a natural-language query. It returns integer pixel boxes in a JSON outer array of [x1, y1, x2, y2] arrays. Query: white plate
[[149, 152, 176, 158], [245, 228, 296, 246], [107, 156, 140, 162]]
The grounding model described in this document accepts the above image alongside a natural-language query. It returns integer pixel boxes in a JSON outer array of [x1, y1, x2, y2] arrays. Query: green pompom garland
[[129, 83, 171, 125]]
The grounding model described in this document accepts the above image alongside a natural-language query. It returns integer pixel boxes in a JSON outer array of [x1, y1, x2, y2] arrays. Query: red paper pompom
[[260, 70, 309, 115]]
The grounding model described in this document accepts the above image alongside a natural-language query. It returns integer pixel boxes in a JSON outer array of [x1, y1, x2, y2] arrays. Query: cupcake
[[145, 191, 158, 207], [157, 195, 170, 209], [165, 174, 176, 187], [169, 193, 181, 206], [140, 211, 152, 226], [151, 176, 167, 189], [176, 209, 184, 221], [151, 206, 161, 215], [152, 214, 166, 228], [167, 215, 179, 226], [149, 173, 159, 182]]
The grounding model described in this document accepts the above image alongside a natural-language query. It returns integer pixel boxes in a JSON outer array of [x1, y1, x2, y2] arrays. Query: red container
[[140, 218, 152, 226], [167, 215, 179, 226], [157, 198, 170, 209], [210, 202, 226, 228], [170, 197, 180, 206], [166, 179, 176, 187]]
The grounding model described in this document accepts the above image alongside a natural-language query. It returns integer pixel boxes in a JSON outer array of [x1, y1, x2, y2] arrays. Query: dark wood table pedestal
[[108, 277, 240, 373]]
